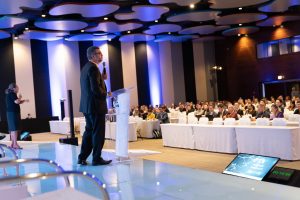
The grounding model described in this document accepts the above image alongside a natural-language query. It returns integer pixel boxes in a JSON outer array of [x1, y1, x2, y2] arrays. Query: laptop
[[223, 153, 279, 181]]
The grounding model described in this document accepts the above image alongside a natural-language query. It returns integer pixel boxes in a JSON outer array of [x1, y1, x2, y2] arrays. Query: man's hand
[[108, 91, 112, 97]]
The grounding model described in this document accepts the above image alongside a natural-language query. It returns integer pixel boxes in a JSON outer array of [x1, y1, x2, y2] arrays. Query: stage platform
[[1, 142, 300, 199]]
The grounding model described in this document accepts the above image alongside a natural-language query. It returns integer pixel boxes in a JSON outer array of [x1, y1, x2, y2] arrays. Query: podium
[[110, 87, 133, 158]]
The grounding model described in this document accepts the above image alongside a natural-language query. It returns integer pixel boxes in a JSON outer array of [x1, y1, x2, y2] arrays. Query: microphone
[[102, 62, 106, 75], [102, 62, 108, 80]]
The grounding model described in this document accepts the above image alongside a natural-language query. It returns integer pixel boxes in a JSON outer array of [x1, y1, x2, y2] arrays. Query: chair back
[[199, 117, 209, 125], [272, 118, 287, 126], [256, 118, 270, 126], [212, 117, 223, 125], [224, 118, 236, 125]]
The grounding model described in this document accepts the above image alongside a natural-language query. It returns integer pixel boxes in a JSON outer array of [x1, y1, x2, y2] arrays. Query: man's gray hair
[[86, 46, 99, 60]]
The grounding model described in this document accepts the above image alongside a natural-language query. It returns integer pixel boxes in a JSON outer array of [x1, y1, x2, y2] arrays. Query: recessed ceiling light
[[155, 20, 158, 23], [239, 24, 242, 26], [104, 17, 108, 20], [245, 34, 248, 37], [190, 4, 195, 9], [273, 24, 276, 27], [81, 29, 85, 33], [238, 34, 241, 37], [14, 35, 18, 40], [108, 39, 111, 41], [127, 30, 131, 34], [280, 25, 284, 28], [238, 7, 242, 10], [168, 32, 171, 35], [25, 27, 29, 31], [41, 14, 46, 18]]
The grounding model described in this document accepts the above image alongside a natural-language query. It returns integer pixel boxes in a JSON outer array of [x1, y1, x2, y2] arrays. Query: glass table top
[[1, 142, 300, 200]]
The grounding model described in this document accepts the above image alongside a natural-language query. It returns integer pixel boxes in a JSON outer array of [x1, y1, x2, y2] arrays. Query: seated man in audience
[[178, 103, 186, 112], [156, 106, 170, 124], [293, 100, 300, 114], [186, 104, 194, 115], [216, 103, 227, 118], [255, 101, 270, 119], [270, 104, 284, 120], [205, 104, 218, 121], [223, 104, 238, 120]]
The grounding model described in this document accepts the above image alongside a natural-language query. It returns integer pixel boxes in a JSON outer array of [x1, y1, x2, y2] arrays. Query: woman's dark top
[[6, 92, 20, 113]]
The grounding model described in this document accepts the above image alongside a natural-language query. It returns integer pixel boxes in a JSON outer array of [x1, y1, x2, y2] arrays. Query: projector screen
[[223, 153, 279, 181]]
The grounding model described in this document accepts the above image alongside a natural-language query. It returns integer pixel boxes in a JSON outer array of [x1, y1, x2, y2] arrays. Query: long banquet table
[[235, 126, 300, 160], [161, 123, 300, 160]]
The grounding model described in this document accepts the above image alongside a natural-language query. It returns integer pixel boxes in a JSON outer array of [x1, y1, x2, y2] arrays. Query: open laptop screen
[[223, 153, 279, 180]]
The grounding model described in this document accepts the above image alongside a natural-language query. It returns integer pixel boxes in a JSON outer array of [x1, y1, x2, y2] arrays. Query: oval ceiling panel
[[167, 11, 220, 22], [19, 30, 68, 41], [115, 5, 169, 22], [149, 0, 200, 6], [0, 30, 11, 39], [0, 16, 28, 29], [222, 26, 259, 36], [259, 0, 300, 12], [86, 22, 142, 33], [209, 0, 270, 9], [119, 34, 155, 42], [216, 13, 268, 25], [67, 34, 116, 41], [179, 25, 229, 35], [144, 24, 182, 34], [0, 0, 42, 15], [257, 15, 300, 26], [49, 3, 120, 18], [35, 20, 88, 31]]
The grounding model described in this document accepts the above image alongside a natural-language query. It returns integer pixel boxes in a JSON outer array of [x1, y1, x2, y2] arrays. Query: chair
[[288, 114, 300, 122], [178, 112, 187, 124], [272, 118, 287, 126], [212, 118, 223, 125], [198, 117, 209, 125], [224, 118, 236, 125], [187, 112, 198, 124], [256, 118, 270, 126], [239, 117, 251, 125]]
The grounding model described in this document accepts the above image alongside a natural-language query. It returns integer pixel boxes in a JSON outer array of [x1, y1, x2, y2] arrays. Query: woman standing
[[5, 83, 29, 149]]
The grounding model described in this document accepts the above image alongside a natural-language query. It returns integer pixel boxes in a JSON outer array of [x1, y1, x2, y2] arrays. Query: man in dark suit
[[78, 46, 112, 166]]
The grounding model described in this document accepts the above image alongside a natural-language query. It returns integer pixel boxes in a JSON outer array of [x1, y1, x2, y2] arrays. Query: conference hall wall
[[0, 38, 215, 121], [215, 21, 300, 101]]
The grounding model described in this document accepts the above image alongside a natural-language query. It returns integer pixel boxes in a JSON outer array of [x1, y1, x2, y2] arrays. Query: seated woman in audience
[[205, 104, 218, 121], [245, 104, 257, 117], [270, 104, 284, 119], [194, 103, 203, 119], [146, 108, 156, 120], [234, 102, 244, 117], [223, 104, 238, 120], [288, 101, 296, 112], [275, 99, 285, 113], [140, 105, 148, 120]]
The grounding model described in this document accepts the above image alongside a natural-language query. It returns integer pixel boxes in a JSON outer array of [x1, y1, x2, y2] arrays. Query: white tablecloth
[[80, 121, 137, 141], [235, 126, 300, 160], [192, 125, 237, 153], [137, 120, 160, 138], [161, 124, 195, 149]]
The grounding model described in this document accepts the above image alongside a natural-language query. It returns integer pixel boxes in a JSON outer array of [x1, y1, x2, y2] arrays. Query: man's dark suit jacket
[[79, 61, 107, 114]]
